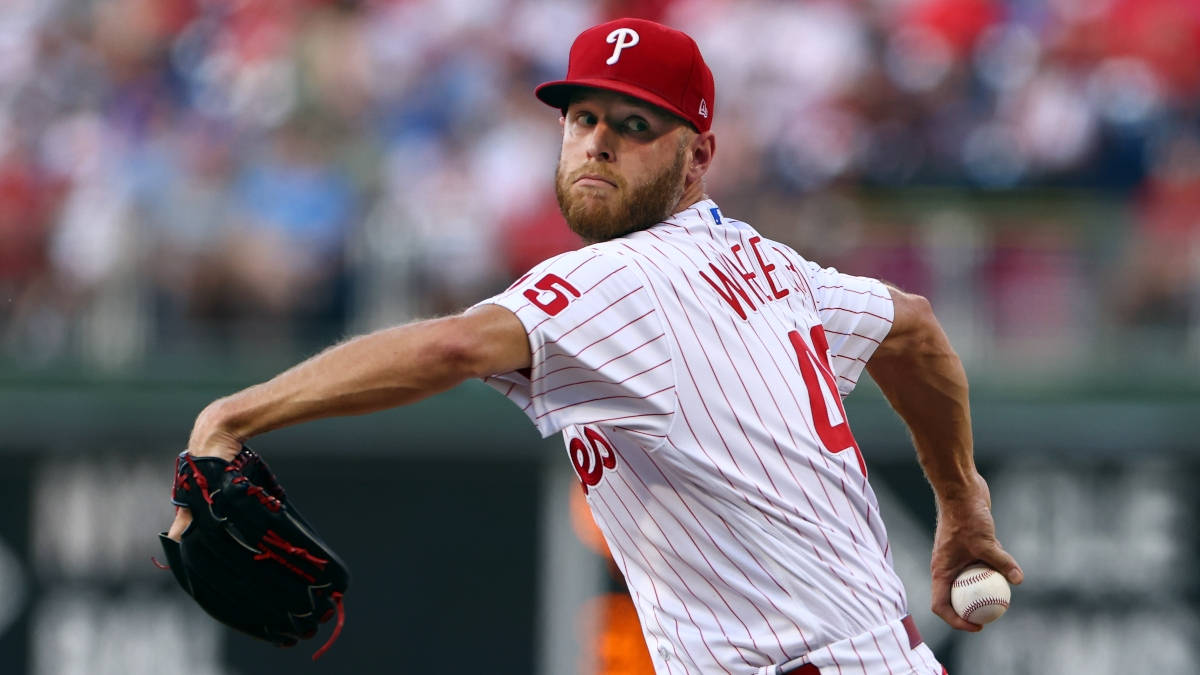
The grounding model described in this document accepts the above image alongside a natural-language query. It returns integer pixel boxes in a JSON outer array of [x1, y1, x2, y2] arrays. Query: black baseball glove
[[157, 446, 350, 660]]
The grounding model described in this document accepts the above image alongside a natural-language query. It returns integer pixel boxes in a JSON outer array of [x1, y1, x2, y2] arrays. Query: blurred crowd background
[[1, 0, 1198, 373]]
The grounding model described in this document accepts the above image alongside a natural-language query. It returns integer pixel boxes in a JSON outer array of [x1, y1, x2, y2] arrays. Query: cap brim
[[535, 79, 694, 129]]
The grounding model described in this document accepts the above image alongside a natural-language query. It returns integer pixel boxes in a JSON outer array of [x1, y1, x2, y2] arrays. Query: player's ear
[[686, 130, 716, 182]]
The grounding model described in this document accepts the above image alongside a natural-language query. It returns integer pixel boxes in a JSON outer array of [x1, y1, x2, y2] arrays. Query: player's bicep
[[456, 304, 533, 377]]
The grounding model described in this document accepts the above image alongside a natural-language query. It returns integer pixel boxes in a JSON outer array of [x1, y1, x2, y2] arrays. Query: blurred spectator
[[0, 145, 65, 363], [134, 114, 235, 346], [221, 113, 356, 345], [1116, 129, 1200, 340], [1, 0, 1198, 369]]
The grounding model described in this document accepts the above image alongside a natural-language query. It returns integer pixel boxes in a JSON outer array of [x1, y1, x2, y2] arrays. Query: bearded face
[[555, 135, 689, 243]]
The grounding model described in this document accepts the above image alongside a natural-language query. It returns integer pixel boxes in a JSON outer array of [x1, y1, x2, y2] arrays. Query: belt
[[780, 615, 923, 675]]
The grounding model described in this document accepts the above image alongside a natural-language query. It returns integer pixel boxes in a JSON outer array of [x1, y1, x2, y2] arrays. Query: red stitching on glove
[[173, 455, 193, 494], [172, 454, 184, 495], [227, 449, 252, 472], [232, 474, 283, 512], [311, 592, 345, 662], [262, 530, 329, 569], [183, 454, 213, 505], [252, 530, 328, 581], [253, 548, 317, 583], [246, 485, 282, 512]]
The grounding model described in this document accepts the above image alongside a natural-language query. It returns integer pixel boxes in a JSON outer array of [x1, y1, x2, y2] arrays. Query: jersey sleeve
[[801, 261, 894, 396], [473, 248, 675, 438]]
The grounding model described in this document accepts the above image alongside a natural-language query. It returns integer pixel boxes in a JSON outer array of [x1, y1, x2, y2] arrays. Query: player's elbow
[[875, 289, 952, 362], [436, 309, 531, 381], [897, 290, 936, 333], [433, 319, 495, 382]]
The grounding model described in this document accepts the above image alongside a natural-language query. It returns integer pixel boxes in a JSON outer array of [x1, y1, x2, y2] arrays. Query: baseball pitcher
[[168, 18, 1023, 675]]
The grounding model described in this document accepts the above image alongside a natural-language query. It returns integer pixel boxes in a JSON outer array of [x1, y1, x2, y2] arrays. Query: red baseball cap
[[535, 18, 715, 132]]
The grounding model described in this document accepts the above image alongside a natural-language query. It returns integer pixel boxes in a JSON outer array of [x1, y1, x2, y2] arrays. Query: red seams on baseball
[[950, 564, 1011, 625], [960, 595, 1010, 623], [953, 569, 996, 588]]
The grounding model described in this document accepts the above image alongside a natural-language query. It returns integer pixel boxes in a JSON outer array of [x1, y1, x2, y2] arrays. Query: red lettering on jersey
[[729, 244, 767, 303], [773, 246, 811, 306], [524, 274, 581, 316], [750, 236, 789, 300], [771, 246, 802, 287], [789, 326, 867, 476], [699, 261, 756, 320], [569, 426, 617, 494]]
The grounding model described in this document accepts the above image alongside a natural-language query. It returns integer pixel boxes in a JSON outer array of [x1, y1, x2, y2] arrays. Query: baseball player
[[174, 18, 1023, 674]]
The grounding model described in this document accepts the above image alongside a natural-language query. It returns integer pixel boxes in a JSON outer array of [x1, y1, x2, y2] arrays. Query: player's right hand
[[928, 472, 1023, 632]]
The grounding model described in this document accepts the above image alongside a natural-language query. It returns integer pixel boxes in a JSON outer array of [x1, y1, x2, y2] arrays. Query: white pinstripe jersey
[[479, 200, 943, 674]]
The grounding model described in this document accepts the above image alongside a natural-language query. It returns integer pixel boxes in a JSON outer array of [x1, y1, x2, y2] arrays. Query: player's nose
[[584, 122, 617, 162]]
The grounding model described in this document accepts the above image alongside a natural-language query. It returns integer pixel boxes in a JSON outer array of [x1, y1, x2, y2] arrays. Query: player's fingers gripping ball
[[951, 563, 1011, 625], [157, 447, 351, 660]]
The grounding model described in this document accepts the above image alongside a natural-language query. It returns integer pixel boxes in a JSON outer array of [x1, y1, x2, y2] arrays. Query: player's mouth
[[574, 173, 618, 188]]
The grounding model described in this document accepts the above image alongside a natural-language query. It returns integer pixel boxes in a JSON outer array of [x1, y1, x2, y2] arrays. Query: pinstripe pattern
[[478, 200, 942, 674]]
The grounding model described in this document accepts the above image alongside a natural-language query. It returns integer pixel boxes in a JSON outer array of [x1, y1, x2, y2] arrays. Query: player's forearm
[[866, 298, 979, 502], [195, 316, 482, 443]]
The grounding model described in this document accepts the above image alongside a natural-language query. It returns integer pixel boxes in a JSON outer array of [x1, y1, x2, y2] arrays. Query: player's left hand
[[157, 446, 351, 658], [186, 400, 243, 462], [929, 472, 1023, 632], [166, 506, 192, 542]]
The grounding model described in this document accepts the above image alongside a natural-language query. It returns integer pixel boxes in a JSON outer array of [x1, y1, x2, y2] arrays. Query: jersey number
[[524, 274, 580, 317], [788, 326, 867, 476]]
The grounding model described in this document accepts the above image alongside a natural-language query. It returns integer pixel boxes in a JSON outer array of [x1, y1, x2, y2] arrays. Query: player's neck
[[671, 182, 708, 217]]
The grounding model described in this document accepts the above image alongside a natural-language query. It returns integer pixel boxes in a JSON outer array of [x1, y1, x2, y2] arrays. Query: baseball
[[950, 564, 1011, 624]]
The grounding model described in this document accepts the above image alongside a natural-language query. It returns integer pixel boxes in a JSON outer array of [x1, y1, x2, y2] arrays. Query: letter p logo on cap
[[536, 18, 716, 132], [605, 27, 639, 65]]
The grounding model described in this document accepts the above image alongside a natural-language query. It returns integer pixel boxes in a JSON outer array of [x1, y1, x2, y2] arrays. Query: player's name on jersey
[[699, 235, 812, 320]]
